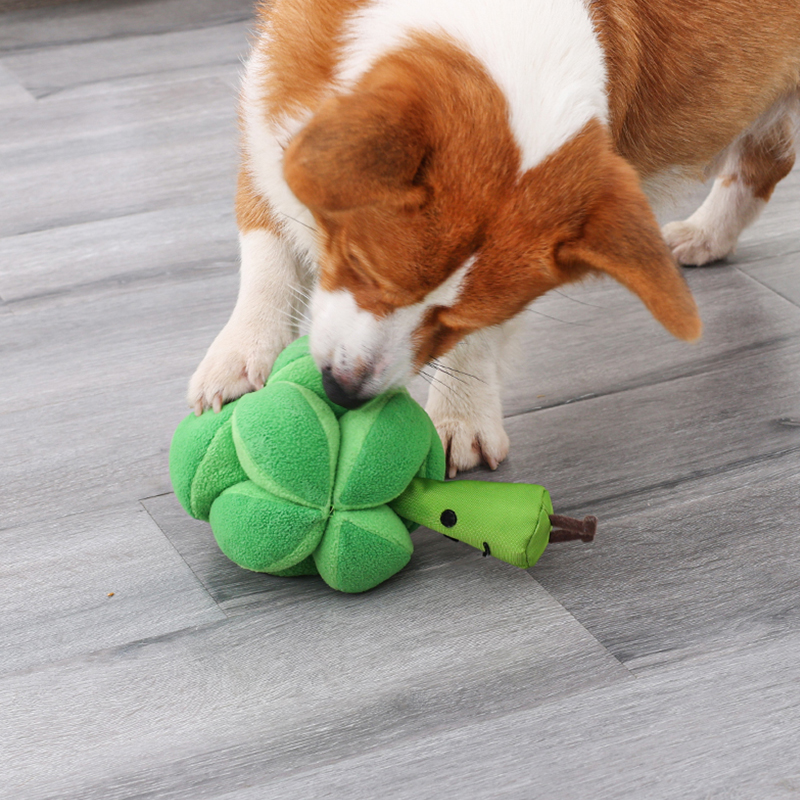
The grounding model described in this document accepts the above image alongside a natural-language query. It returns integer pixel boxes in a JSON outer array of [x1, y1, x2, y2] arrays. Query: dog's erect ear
[[555, 132, 702, 342], [283, 85, 430, 213]]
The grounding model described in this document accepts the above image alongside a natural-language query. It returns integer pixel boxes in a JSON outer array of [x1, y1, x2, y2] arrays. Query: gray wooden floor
[[2, 2, 799, 798]]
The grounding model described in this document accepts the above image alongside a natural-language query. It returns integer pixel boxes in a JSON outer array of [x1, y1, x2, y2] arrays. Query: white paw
[[662, 220, 736, 266], [188, 322, 290, 415], [426, 391, 510, 478]]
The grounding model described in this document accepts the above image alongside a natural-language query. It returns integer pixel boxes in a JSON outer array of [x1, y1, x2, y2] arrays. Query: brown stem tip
[[548, 514, 598, 544]]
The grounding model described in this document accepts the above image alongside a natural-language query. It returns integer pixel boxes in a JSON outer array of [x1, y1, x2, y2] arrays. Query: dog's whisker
[[420, 367, 469, 404], [278, 211, 315, 232], [550, 288, 604, 308], [524, 307, 591, 326], [419, 369, 450, 401], [271, 302, 311, 329], [288, 283, 314, 300], [427, 363, 471, 387], [429, 359, 486, 385], [288, 286, 315, 308]]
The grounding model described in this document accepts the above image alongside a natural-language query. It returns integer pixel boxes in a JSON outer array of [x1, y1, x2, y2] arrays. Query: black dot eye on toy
[[440, 509, 457, 528], [170, 336, 596, 593]]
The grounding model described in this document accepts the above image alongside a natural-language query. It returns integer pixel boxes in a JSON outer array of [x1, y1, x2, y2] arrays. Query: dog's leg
[[425, 323, 515, 478], [662, 104, 796, 266], [188, 172, 302, 414]]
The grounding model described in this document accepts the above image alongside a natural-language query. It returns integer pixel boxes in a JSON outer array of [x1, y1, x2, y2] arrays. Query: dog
[[189, 0, 799, 476]]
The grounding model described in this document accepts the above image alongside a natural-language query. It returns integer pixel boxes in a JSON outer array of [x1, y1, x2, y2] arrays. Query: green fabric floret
[[169, 336, 444, 592]]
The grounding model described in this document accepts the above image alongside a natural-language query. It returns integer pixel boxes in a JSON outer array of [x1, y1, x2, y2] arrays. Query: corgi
[[189, 0, 799, 476]]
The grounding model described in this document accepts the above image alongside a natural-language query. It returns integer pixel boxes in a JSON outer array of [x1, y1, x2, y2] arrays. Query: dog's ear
[[555, 130, 702, 342], [283, 84, 430, 213]]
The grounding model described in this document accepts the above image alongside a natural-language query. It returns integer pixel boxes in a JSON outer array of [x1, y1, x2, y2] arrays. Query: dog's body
[[190, 0, 800, 475]]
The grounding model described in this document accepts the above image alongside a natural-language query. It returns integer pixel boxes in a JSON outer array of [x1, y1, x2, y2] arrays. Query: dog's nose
[[321, 366, 368, 410]]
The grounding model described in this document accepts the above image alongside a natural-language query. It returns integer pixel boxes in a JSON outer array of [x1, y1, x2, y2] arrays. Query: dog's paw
[[188, 323, 290, 415], [662, 220, 736, 266], [426, 394, 509, 478]]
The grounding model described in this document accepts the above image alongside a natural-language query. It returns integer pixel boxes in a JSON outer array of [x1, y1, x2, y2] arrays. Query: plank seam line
[[139, 498, 230, 618]]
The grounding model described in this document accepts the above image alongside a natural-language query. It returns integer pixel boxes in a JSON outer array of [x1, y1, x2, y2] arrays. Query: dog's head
[[283, 45, 701, 408]]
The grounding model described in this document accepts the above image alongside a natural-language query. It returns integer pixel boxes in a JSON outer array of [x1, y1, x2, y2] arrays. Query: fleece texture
[[169, 336, 445, 592], [169, 400, 247, 522]]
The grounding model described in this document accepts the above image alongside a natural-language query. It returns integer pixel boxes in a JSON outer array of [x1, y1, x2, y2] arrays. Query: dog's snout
[[321, 365, 368, 410]]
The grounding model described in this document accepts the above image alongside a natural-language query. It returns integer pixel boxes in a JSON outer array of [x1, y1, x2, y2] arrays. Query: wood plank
[[490, 333, 800, 515], [0, 557, 629, 800], [142, 487, 533, 615], [0, 20, 250, 98], [735, 248, 800, 309], [484, 264, 800, 419], [0, 200, 236, 301], [0, 60, 33, 106], [0, 269, 237, 409], [0, 0, 254, 55], [0, 96, 239, 237], [218, 632, 800, 800], [533, 450, 800, 672], [0, 69, 240, 150], [0, 503, 225, 675]]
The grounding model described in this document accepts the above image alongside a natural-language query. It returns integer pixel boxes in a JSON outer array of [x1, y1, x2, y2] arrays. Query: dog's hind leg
[[662, 95, 798, 266]]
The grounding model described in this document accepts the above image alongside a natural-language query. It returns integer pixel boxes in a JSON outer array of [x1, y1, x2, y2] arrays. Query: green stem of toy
[[388, 477, 554, 569]]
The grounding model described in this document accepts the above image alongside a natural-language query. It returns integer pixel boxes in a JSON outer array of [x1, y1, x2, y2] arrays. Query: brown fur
[[243, 0, 800, 369], [282, 37, 700, 365], [723, 119, 797, 201], [592, 0, 800, 179], [236, 165, 282, 234], [254, 0, 369, 121]]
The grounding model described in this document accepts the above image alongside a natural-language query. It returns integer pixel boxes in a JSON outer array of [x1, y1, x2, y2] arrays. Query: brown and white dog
[[189, 0, 800, 475]]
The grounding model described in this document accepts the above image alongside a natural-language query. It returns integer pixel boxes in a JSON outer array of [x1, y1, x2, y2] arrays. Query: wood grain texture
[[0, 105, 238, 238], [143, 487, 537, 615], [0, 61, 33, 106], [0, 0, 254, 54], [0, 20, 251, 97], [495, 266, 800, 418], [0, 200, 236, 301], [218, 633, 800, 800], [0, 274, 241, 529], [0, 503, 226, 675], [1, 0, 799, 798], [533, 450, 800, 671], [0, 69, 241, 149], [0, 558, 628, 800], [477, 333, 800, 516]]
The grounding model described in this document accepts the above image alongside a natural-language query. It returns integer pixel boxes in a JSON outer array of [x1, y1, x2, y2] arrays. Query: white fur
[[662, 94, 799, 265], [310, 257, 474, 396], [662, 180, 766, 266], [338, 0, 607, 172], [187, 229, 301, 411], [425, 323, 515, 475], [195, 0, 609, 452], [193, 1, 797, 477], [240, 48, 318, 259]]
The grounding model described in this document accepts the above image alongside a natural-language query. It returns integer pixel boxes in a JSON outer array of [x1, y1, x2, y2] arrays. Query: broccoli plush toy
[[170, 337, 596, 593]]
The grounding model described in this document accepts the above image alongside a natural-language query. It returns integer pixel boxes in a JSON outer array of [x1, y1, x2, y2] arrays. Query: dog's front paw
[[426, 392, 509, 478], [188, 323, 290, 415], [662, 220, 736, 266]]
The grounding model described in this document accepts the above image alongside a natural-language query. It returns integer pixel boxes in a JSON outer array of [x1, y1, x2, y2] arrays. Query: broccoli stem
[[389, 477, 553, 568]]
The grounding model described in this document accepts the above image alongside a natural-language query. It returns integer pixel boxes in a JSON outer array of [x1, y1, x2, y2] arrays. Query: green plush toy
[[170, 337, 596, 593]]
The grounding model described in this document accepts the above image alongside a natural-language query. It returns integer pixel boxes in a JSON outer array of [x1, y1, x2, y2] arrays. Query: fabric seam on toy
[[232, 384, 337, 511], [331, 390, 393, 508], [190, 420, 233, 518]]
